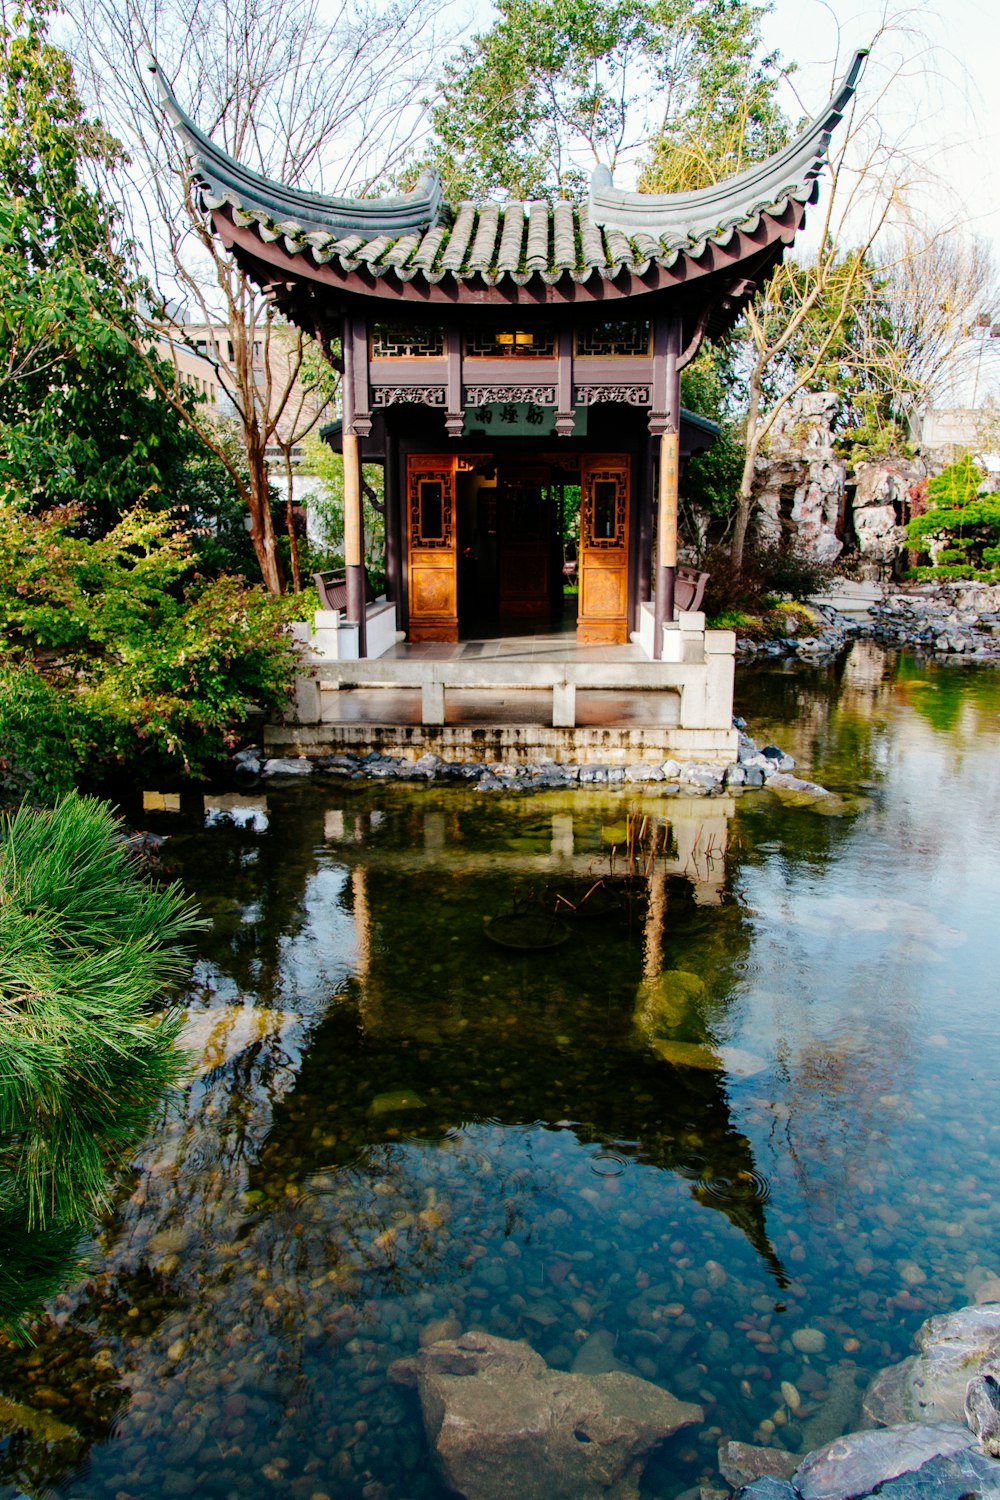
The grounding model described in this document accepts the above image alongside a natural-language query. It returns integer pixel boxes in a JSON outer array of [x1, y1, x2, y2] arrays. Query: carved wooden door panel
[[578, 454, 630, 644], [407, 456, 458, 641]]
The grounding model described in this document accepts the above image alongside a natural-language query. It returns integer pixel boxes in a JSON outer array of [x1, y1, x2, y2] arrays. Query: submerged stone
[[719, 1440, 799, 1487], [389, 1330, 701, 1500], [370, 1088, 426, 1117]]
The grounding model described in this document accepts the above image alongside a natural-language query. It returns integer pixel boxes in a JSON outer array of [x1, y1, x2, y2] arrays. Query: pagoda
[[153, 52, 864, 665]]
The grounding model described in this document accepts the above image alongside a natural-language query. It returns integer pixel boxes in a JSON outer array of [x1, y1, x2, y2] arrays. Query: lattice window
[[371, 323, 446, 358], [409, 470, 454, 549], [582, 469, 627, 549], [575, 321, 652, 358], [464, 326, 556, 358]]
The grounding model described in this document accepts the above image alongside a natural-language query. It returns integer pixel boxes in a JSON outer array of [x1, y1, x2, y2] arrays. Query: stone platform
[[271, 623, 738, 766]]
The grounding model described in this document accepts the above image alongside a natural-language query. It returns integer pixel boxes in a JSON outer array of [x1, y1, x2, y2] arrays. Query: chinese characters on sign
[[462, 402, 588, 437]]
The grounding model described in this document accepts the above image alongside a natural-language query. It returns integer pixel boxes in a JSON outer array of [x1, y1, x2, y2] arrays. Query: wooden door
[[498, 472, 551, 620], [407, 456, 458, 641], [578, 454, 630, 644]]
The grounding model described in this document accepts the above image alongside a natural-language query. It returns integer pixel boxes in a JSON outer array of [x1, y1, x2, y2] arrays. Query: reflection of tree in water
[[894, 655, 1000, 737], [735, 644, 899, 791]]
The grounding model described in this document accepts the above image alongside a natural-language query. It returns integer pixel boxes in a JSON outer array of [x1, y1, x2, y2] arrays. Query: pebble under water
[[2, 642, 1000, 1500]]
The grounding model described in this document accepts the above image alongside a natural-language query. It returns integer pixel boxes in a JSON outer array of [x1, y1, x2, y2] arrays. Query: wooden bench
[[314, 570, 379, 612], [675, 566, 709, 614]]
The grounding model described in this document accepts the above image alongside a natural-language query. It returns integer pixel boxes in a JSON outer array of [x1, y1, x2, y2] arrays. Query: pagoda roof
[[150, 51, 865, 302]]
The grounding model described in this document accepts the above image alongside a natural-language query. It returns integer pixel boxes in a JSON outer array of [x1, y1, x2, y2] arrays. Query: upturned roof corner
[[146, 55, 443, 238], [147, 46, 867, 295], [588, 49, 869, 239]]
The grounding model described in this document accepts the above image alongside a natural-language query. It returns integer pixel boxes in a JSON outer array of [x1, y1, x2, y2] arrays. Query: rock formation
[[752, 392, 845, 563]]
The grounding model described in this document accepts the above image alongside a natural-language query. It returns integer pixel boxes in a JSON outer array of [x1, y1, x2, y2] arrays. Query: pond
[[2, 642, 1000, 1500]]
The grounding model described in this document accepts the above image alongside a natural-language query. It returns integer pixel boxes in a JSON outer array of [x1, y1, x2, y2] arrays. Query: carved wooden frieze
[[464, 385, 558, 406], [574, 384, 651, 407], [372, 386, 447, 407]]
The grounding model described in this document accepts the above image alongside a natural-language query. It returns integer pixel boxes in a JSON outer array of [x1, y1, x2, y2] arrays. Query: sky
[[759, 0, 1000, 265]]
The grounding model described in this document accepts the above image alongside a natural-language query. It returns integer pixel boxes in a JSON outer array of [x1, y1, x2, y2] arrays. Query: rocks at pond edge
[[863, 1304, 1000, 1427], [240, 727, 817, 802], [732, 1307, 1000, 1500], [793, 1423, 976, 1500], [388, 1330, 702, 1500]]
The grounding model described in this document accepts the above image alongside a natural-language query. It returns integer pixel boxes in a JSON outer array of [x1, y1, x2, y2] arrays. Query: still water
[[3, 642, 1000, 1500]]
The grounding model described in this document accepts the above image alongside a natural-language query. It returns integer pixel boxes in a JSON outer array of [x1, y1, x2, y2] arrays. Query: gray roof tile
[[150, 50, 866, 291]]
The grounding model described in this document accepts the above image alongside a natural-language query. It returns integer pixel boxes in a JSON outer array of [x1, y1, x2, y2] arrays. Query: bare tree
[[851, 230, 1000, 435], [728, 19, 956, 572], [67, 0, 453, 593]]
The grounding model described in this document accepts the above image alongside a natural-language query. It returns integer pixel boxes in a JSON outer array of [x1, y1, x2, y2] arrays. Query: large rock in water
[[864, 1304, 1000, 1427], [388, 1330, 702, 1500], [792, 1421, 975, 1500]]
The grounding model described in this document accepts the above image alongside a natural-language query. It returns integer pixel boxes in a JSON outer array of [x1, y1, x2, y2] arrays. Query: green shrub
[[701, 540, 836, 619], [0, 503, 302, 788], [0, 794, 203, 1337]]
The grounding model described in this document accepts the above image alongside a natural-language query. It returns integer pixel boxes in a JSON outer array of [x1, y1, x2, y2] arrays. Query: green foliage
[[0, 503, 302, 789], [680, 344, 745, 521], [905, 456, 1000, 573], [638, 0, 787, 193], [0, 794, 201, 1337], [422, 0, 786, 205], [702, 539, 836, 620], [0, 2, 231, 534], [301, 431, 386, 575], [0, 662, 83, 797], [905, 565, 1000, 583]]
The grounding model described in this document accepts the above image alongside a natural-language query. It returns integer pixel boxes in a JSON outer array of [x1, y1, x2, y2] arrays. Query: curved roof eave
[[589, 49, 868, 238], [146, 56, 443, 236]]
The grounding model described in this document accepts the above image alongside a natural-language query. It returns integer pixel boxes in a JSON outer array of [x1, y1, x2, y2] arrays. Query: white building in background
[[156, 320, 333, 507], [913, 406, 1000, 478]]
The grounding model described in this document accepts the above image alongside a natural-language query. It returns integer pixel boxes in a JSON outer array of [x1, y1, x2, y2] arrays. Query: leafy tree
[[679, 344, 746, 532], [301, 430, 386, 578], [906, 455, 1000, 572], [424, 0, 787, 204], [637, 0, 787, 193], [0, 0, 229, 535]]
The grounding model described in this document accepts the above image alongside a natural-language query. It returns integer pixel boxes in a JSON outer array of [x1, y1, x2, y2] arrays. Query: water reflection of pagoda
[[215, 786, 788, 1285]]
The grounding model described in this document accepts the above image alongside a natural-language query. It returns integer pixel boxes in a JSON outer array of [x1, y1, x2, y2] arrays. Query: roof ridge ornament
[[589, 48, 868, 237], [146, 55, 443, 238]]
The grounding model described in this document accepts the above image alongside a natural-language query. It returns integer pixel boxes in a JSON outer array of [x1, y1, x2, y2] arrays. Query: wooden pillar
[[652, 320, 681, 659], [342, 313, 367, 657], [384, 428, 403, 628]]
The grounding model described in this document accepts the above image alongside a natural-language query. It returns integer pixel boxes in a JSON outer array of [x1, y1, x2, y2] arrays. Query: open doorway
[[456, 459, 575, 636]]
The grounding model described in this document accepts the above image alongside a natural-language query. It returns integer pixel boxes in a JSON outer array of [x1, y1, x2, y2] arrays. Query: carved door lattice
[[578, 454, 630, 646], [407, 457, 458, 642]]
